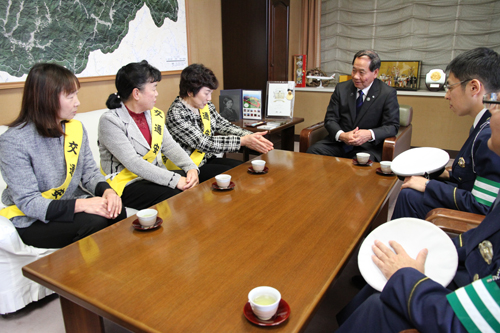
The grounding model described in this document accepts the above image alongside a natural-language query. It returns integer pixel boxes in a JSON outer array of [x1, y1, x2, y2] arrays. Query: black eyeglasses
[[444, 79, 472, 92]]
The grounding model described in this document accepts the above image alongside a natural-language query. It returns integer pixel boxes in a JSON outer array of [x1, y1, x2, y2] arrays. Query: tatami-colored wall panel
[[398, 95, 472, 150]]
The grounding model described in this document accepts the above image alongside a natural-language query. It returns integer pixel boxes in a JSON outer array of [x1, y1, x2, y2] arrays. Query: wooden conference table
[[23, 150, 397, 332]]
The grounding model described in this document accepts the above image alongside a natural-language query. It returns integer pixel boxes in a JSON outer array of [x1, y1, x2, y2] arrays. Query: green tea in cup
[[248, 286, 281, 320], [253, 294, 277, 306]]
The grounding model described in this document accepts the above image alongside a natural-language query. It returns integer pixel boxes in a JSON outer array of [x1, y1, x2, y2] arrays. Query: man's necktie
[[356, 90, 364, 117]]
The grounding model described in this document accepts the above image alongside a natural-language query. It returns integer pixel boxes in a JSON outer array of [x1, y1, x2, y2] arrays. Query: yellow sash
[[104, 107, 166, 196], [165, 104, 210, 170], [0, 120, 83, 219]]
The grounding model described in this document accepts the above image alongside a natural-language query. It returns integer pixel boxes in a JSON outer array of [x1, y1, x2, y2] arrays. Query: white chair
[[0, 124, 58, 314], [0, 216, 58, 314]]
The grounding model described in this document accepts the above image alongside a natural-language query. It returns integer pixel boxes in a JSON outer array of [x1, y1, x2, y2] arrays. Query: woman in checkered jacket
[[166, 64, 273, 183]]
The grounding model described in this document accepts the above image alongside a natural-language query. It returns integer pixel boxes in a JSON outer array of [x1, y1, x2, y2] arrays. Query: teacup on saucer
[[248, 166, 269, 174], [212, 181, 235, 191]]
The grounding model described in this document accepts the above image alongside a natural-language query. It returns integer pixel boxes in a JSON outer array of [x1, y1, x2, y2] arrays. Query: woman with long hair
[[0, 63, 125, 248]]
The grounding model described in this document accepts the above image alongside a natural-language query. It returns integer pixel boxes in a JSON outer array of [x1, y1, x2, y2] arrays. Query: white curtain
[[321, 0, 500, 78]]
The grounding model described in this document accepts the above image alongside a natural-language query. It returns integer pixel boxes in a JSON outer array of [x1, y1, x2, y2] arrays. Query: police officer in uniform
[[392, 48, 500, 220]]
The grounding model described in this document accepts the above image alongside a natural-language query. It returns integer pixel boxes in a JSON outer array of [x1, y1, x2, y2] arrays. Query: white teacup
[[251, 160, 266, 172], [136, 209, 158, 227], [248, 286, 281, 320], [215, 174, 231, 188], [380, 161, 392, 174], [356, 152, 370, 165]]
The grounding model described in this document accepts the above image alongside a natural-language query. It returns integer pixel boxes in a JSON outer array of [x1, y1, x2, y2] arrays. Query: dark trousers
[[17, 209, 127, 249], [121, 157, 243, 210], [391, 188, 433, 220], [121, 178, 183, 210], [336, 286, 413, 332], [198, 157, 243, 183], [307, 138, 378, 162]]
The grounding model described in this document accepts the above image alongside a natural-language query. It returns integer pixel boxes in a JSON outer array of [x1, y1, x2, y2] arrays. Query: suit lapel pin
[[479, 240, 493, 265], [458, 157, 466, 168], [367, 97, 371, 101]]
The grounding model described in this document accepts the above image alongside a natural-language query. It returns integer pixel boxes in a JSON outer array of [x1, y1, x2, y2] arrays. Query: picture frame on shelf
[[219, 90, 242, 121], [266, 81, 295, 118], [241, 90, 262, 120], [377, 60, 421, 91], [219, 89, 263, 120]]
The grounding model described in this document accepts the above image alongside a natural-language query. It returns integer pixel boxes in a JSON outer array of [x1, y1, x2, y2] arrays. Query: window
[[321, 0, 500, 79]]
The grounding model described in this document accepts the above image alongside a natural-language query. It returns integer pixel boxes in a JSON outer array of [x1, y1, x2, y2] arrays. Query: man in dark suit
[[307, 50, 400, 162]]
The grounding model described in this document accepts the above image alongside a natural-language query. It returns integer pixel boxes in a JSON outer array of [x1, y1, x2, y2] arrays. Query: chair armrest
[[425, 208, 484, 234], [299, 121, 328, 153], [382, 124, 413, 161]]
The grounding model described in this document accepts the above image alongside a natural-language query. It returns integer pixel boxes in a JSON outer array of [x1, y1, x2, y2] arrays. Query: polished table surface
[[232, 117, 304, 134], [232, 117, 304, 160], [23, 150, 397, 332]]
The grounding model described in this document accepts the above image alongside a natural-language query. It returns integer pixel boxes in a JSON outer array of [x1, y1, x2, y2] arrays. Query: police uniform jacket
[[380, 202, 500, 332], [424, 110, 500, 215]]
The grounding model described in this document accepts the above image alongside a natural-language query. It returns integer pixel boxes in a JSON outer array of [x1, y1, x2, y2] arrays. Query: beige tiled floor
[[1, 144, 404, 332]]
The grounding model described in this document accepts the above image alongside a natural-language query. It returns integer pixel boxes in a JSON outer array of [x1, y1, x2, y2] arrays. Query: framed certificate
[[266, 81, 295, 118]]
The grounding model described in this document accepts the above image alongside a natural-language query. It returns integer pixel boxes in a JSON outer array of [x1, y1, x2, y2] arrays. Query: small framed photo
[[266, 81, 295, 118], [219, 90, 242, 121], [219, 90, 263, 120], [377, 60, 421, 91], [242, 90, 262, 120]]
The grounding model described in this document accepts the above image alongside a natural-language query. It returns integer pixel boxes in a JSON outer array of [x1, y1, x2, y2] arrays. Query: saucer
[[248, 166, 269, 174], [212, 181, 235, 191], [376, 167, 395, 176], [132, 217, 163, 231], [353, 158, 373, 166], [243, 299, 290, 326]]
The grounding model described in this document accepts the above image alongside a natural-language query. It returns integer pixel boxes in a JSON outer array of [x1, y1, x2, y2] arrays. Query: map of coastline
[[0, 0, 188, 83]]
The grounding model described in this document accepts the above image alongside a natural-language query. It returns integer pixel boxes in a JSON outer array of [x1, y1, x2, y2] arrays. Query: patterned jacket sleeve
[[423, 125, 500, 215], [160, 125, 199, 173], [166, 99, 252, 154]]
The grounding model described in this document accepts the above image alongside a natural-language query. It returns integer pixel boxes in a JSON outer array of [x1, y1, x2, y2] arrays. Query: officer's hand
[[372, 240, 428, 280]]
